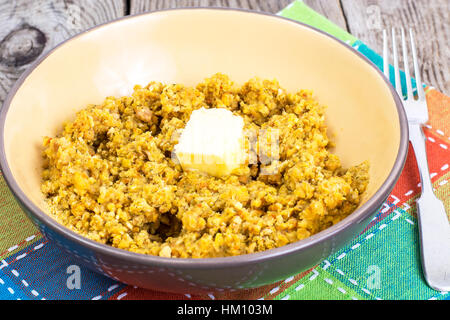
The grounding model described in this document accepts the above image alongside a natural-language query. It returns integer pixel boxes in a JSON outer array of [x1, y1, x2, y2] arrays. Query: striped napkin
[[0, 0, 448, 300]]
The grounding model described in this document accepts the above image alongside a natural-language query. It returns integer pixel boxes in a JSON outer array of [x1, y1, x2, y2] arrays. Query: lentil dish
[[41, 73, 369, 258]]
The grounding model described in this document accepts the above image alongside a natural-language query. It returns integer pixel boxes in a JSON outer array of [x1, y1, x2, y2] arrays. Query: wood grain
[[129, 0, 348, 30], [0, 0, 448, 104], [130, 0, 293, 14], [0, 0, 126, 104], [302, 0, 347, 30], [341, 0, 449, 94]]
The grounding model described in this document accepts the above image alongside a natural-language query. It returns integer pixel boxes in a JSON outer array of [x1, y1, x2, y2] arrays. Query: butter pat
[[174, 108, 246, 177]]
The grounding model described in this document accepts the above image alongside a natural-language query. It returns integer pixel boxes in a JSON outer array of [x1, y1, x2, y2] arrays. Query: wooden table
[[0, 0, 448, 105]]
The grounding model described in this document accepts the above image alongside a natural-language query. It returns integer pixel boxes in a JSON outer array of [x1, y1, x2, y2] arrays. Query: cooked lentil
[[41, 73, 369, 258]]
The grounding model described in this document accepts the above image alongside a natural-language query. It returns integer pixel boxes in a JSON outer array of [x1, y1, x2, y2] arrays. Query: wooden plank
[[130, 0, 292, 14], [341, 0, 449, 94], [303, 0, 347, 30], [129, 0, 348, 30], [2, 0, 447, 102], [0, 0, 126, 104]]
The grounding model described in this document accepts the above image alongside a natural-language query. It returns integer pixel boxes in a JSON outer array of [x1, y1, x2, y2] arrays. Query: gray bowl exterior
[[16, 197, 381, 293], [0, 8, 408, 295]]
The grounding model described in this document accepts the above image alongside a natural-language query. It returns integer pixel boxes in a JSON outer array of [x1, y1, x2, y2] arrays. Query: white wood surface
[[0, 0, 125, 102], [0, 0, 448, 105]]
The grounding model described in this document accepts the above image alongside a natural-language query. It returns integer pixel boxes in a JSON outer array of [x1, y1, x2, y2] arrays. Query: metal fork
[[383, 28, 450, 291]]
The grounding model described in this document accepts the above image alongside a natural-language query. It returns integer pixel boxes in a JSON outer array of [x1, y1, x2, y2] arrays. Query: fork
[[383, 28, 450, 291]]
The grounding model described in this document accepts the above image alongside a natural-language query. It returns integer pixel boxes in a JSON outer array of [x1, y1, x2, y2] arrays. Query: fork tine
[[401, 28, 414, 100], [392, 28, 403, 98], [383, 29, 390, 79], [409, 28, 425, 100]]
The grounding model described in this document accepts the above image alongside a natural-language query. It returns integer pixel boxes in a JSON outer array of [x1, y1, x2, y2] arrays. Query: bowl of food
[[0, 8, 407, 293]]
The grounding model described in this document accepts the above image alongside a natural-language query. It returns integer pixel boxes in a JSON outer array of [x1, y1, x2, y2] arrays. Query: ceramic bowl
[[0, 8, 408, 293]]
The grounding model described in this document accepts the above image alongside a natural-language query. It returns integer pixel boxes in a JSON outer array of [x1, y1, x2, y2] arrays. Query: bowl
[[0, 8, 408, 293]]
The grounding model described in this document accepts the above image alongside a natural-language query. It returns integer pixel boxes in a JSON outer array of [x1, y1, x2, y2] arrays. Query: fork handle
[[409, 124, 434, 193], [409, 123, 450, 291]]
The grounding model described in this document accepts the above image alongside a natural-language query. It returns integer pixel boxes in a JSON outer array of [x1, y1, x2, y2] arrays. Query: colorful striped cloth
[[0, 0, 449, 300]]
